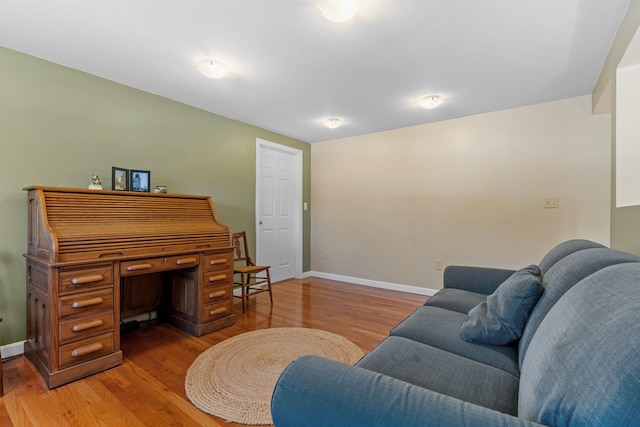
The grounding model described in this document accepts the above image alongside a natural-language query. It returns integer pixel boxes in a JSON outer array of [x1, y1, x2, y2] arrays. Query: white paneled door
[[255, 139, 302, 283]]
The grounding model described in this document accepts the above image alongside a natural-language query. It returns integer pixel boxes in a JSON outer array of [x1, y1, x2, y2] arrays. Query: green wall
[[0, 46, 311, 345], [594, 0, 640, 255]]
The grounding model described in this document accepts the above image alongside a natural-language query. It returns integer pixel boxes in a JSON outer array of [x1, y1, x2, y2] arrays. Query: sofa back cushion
[[518, 248, 640, 367], [538, 239, 605, 274], [518, 263, 640, 425]]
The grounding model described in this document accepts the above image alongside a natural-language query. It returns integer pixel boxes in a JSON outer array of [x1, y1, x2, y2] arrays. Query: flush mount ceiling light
[[323, 117, 343, 129], [419, 95, 444, 109], [318, 0, 360, 22], [199, 60, 228, 79]]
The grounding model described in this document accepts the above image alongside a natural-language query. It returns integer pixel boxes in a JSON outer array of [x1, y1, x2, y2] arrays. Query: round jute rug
[[184, 327, 364, 425]]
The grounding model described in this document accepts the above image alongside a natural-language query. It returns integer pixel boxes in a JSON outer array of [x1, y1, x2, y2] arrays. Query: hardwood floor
[[0, 277, 427, 426]]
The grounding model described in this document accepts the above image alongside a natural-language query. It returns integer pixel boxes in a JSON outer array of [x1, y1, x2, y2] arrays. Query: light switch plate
[[544, 198, 559, 209]]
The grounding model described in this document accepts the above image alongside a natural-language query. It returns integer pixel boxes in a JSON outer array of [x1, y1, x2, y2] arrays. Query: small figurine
[[89, 175, 103, 190]]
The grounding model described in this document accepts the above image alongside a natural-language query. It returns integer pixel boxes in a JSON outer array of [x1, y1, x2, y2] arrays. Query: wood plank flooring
[[0, 277, 427, 426]]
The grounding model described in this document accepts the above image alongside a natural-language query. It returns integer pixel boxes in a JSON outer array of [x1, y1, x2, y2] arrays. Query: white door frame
[[255, 138, 303, 279]]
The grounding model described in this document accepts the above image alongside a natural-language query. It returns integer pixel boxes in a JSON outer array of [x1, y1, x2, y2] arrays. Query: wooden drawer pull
[[208, 274, 227, 282], [71, 297, 104, 309], [71, 319, 104, 332], [209, 258, 228, 265], [208, 290, 227, 299], [209, 307, 227, 316], [176, 257, 197, 265], [71, 274, 104, 285], [71, 343, 104, 358], [126, 263, 152, 271]]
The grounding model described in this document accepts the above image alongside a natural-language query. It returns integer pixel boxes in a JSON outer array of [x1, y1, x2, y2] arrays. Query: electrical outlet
[[435, 259, 443, 270], [543, 198, 559, 209], [322, 250, 329, 260]]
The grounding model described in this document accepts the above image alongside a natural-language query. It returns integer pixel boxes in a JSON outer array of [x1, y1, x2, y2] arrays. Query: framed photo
[[130, 169, 151, 192], [112, 167, 129, 191]]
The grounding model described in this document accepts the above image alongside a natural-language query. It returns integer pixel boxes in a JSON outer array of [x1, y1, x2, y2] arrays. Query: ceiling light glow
[[323, 117, 343, 129], [318, 0, 360, 23], [199, 60, 228, 79], [419, 95, 444, 109]]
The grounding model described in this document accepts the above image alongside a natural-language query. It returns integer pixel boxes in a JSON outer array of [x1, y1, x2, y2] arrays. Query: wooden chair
[[232, 232, 273, 313]]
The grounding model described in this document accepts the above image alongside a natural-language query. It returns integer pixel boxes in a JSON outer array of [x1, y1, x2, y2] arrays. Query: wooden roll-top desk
[[24, 186, 235, 388]]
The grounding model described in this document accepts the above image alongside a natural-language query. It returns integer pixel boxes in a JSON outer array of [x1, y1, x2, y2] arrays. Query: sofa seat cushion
[[519, 263, 640, 425], [460, 265, 543, 345], [423, 288, 486, 313], [357, 336, 520, 416], [390, 306, 519, 376]]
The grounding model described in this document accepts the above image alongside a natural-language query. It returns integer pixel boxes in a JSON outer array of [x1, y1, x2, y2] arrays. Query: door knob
[[259, 220, 263, 225]]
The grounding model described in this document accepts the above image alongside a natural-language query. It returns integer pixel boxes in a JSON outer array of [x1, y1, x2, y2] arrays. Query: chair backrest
[[232, 231, 255, 267]]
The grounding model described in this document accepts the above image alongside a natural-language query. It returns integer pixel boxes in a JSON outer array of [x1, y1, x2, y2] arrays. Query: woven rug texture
[[185, 327, 364, 425]]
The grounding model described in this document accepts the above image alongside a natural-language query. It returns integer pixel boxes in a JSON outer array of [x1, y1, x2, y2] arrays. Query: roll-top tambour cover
[[26, 186, 231, 263]]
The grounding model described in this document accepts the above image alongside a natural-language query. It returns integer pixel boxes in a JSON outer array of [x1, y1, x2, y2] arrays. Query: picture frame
[[130, 169, 151, 192], [112, 167, 129, 191]]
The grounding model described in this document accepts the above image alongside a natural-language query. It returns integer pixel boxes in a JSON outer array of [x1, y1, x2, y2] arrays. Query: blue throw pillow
[[460, 264, 543, 345]]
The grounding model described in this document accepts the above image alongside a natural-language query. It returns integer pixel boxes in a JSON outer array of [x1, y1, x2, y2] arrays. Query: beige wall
[[0, 46, 311, 346], [594, 0, 640, 255], [311, 95, 610, 291]]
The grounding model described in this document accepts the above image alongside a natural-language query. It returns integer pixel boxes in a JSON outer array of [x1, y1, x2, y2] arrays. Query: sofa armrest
[[271, 355, 545, 427], [443, 265, 516, 295]]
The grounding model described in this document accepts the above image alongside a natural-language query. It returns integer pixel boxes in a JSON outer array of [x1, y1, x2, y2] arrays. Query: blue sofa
[[271, 240, 640, 426]]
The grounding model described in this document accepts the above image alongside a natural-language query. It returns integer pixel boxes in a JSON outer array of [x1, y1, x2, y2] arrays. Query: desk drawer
[[204, 271, 231, 286], [59, 310, 114, 343], [203, 301, 232, 323], [59, 264, 113, 294], [203, 253, 232, 272], [59, 289, 114, 318], [203, 284, 232, 303], [120, 254, 200, 276], [59, 332, 114, 368]]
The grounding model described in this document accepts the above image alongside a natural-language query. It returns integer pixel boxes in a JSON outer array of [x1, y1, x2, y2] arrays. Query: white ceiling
[[0, 0, 631, 143]]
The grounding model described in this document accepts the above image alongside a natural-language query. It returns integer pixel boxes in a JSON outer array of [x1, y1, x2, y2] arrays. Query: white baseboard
[[1, 341, 25, 360], [297, 271, 313, 279], [308, 271, 438, 296]]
